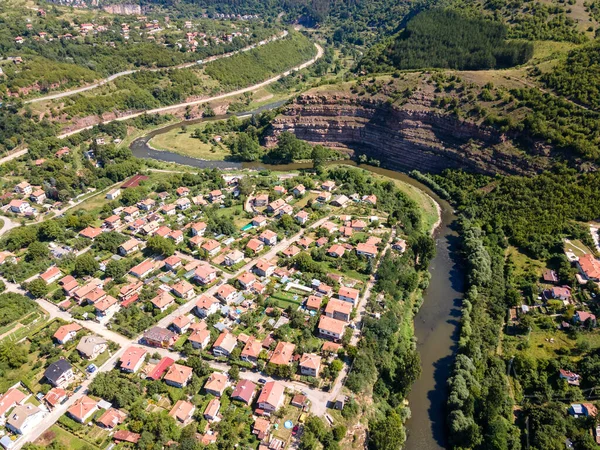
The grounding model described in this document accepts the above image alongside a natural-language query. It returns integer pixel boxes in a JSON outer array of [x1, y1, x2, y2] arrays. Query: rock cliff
[[265, 93, 554, 175]]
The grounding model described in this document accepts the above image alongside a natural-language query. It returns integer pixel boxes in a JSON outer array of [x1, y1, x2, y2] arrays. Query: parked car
[[258, 378, 267, 384], [86, 364, 97, 373]]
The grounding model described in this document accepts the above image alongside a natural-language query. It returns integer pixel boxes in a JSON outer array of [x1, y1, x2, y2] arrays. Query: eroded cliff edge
[[264, 89, 558, 175]]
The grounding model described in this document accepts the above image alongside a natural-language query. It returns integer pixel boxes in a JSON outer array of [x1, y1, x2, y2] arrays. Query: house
[[119, 281, 143, 302], [130, 259, 154, 278], [168, 230, 184, 244], [204, 398, 220, 421], [316, 237, 329, 247], [216, 284, 238, 303], [6, 404, 44, 435], [68, 396, 98, 423], [295, 211, 309, 225], [318, 315, 346, 340], [79, 226, 103, 240], [569, 403, 598, 417], [260, 229, 278, 246], [274, 185, 287, 195], [321, 181, 335, 192], [30, 189, 46, 204], [143, 326, 178, 348], [225, 249, 244, 266], [317, 283, 333, 297], [171, 315, 191, 334], [40, 266, 62, 284], [327, 244, 346, 258], [76, 336, 108, 360], [138, 198, 156, 211], [331, 194, 350, 207], [191, 221, 207, 236], [267, 198, 286, 214], [104, 215, 121, 229], [292, 185, 306, 197], [269, 341, 295, 366], [176, 197, 191, 210], [195, 294, 220, 318], [291, 394, 308, 409], [119, 238, 142, 256], [574, 311, 597, 326], [42, 388, 67, 410], [44, 359, 74, 387], [53, 323, 82, 345], [351, 219, 367, 231], [164, 363, 193, 388], [577, 254, 600, 281], [142, 221, 160, 236], [252, 215, 268, 227], [545, 286, 572, 304], [338, 286, 360, 304], [237, 271, 257, 290], [356, 243, 378, 258], [254, 194, 269, 207], [146, 357, 175, 381], [209, 189, 224, 203], [325, 298, 353, 322], [164, 255, 182, 271], [212, 331, 237, 356], [122, 206, 140, 218], [363, 194, 377, 205], [299, 353, 321, 377], [161, 204, 177, 216], [194, 264, 217, 285], [202, 239, 221, 256], [254, 259, 275, 277], [257, 381, 285, 414], [247, 238, 264, 254], [113, 430, 141, 444], [317, 191, 331, 203], [188, 328, 211, 349], [119, 347, 147, 373], [306, 295, 322, 311], [559, 369, 581, 386], [392, 239, 407, 253], [172, 280, 195, 299], [253, 417, 271, 440], [241, 338, 263, 364], [298, 237, 313, 248], [278, 204, 294, 217], [231, 379, 256, 405], [204, 372, 228, 397], [170, 400, 195, 423], [14, 181, 32, 195], [321, 221, 338, 234], [106, 188, 121, 200], [0, 388, 26, 417], [282, 245, 301, 258], [542, 269, 559, 284], [151, 291, 175, 312], [176, 187, 190, 197], [97, 408, 127, 429]]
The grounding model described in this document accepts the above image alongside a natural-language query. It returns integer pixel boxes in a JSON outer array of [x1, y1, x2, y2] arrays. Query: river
[[130, 122, 464, 449]]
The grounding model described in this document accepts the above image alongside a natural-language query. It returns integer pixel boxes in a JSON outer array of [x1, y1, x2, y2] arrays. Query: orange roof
[[195, 264, 217, 280], [0, 388, 26, 416], [241, 338, 263, 359], [169, 400, 195, 422], [204, 398, 220, 418], [97, 408, 127, 428], [172, 315, 191, 330], [328, 244, 345, 257], [237, 271, 257, 286], [325, 298, 353, 316], [53, 323, 82, 342], [580, 254, 600, 279], [68, 395, 97, 421], [283, 245, 301, 257], [270, 341, 295, 365], [213, 331, 237, 353], [255, 259, 274, 273], [306, 295, 322, 310], [202, 239, 220, 252], [300, 353, 321, 370], [42, 387, 66, 408], [339, 286, 360, 301], [130, 259, 154, 277], [318, 315, 346, 335], [40, 266, 61, 283], [356, 243, 378, 255], [95, 295, 118, 312], [188, 329, 210, 345], [216, 284, 237, 300], [151, 291, 174, 309], [119, 346, 147, 371], [164, 364, 193, 385], [260, 229, 277, 240], [204, 372, 228, 394], [322, 341, 342, 353], [247, 238, 263, 252], [120, 238, 140, 252], [196, 294, 219, 310], [257, 381, 285, 408], [172, 280, 194, 295]]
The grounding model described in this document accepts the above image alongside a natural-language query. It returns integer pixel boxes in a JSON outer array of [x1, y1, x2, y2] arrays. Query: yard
[[270, 291, 303, 310], [148, 122, 232, 161], [35, 425, 97, 450]]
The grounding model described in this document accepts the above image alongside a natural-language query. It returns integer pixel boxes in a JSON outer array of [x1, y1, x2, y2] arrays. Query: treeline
[[203, 32, 316, 89], [541, 42, 600, 110], [359, 9, 533, 73]]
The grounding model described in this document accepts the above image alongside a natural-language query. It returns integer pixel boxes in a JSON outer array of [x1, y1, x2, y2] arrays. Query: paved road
[[24, 31, 288, 105]]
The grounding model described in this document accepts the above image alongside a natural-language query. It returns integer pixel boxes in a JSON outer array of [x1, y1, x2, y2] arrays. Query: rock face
[[265, 93, 552, 175], [103, 3, 142, 15]]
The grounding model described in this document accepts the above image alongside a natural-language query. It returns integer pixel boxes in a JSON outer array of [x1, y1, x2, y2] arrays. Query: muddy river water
[[130, 119, 464, 449]]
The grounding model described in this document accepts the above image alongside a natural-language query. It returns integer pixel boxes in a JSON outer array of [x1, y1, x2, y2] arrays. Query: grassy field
[[35, 425, 99, 450], [270, 291, 303, 309], [149, 123, 231, 160], [506, 246, 545, 280], [564, 239, 594, 258]]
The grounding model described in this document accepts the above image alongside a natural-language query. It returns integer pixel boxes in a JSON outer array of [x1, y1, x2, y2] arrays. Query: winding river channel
[[130, 120, 464, 449]]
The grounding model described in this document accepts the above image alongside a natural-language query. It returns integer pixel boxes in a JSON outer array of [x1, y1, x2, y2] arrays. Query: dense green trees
[[147, 235, 176, 257], [0, 293, 37, 326]]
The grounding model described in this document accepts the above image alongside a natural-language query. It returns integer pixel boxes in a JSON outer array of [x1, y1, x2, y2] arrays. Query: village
[[0, 167, 407, 449]]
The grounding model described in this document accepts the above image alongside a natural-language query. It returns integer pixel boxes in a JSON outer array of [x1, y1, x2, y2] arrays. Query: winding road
[[24, 31, 289, 105]]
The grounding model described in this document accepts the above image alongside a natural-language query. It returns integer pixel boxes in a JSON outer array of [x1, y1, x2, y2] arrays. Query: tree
[[229, 132, 262, 161], [369, 411, 406, 450], [311, 145, 329, 173], [146, 235, 175, 257], [73, 253, 99, 277], [27, 278, 49, 298], [26, 241, 50, 262], [105, 259, 126, 281]]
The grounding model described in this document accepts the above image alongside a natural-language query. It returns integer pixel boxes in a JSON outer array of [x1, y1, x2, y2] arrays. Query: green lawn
[[36, 425, 99, 450], [271, 291, 303, 309], [149, 122, 232, 160]]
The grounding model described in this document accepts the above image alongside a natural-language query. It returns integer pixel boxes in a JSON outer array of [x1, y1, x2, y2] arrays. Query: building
[[299, 353, 322, 377], [338, 286, 360, 304], [191, 221, 207, 236], [53, 323, 82, 345], [146, 357, 175, 381], [259, 230, 278, 246], [30, 189, 46, 204], [164, 255, 182, 271], [318, 315, 346, 340], [237, 271, 257, 290], [252, 215, 267, 227], [143, 326, 178, 348], [42, 388, 67, 410], [212, 331, 237, 357], [225, 249, 244, 266], [151, 291, 175, 312], [317, 191, 331, 203], [164, 364, 193, 388], [130, 259, 154, 278], [40, 266, 62, 284], [95, 295, 119, 318], [171, 280, 195, 300], [267, 198, 286, 214], [103, 215, 121, 229], [119, 238, 142, 256], [188, 328, 211, 350], [231, 379, 256, 405], [68, 396, 98, 423], [321, 181, 335, 191], [76, 336, 108, 360], [306, 295, 322, 311], [106, 188, 121, 200], [97, 408, 127, 429], [578, 254, 600, 281], [204, 372, 228, 397], [209, 189, 224, 203], [14, 181, 32, 195], [216, 284, 238, 303], [295, 211, 309, 225], [202, 239, 221, 256], [204, 398, 220, 421], [194, 264, 218, 285], [257, 381, 285, 414], [292, 185, 306, 197], [325, 298, 353, 322], [327, 244, 345, 258], [559, 369, 581, 386], [6, 404, 44, 435], [171, 315, 191, 334], [0, 388, 26, 417], [241, 338, 263, 364], [574, 311, 597, 326], [356, 243, 378, 258], [247, 238, 264, 254], [195, 294, 220, 318], [269, 341, 295, 366], [169, 400, 195, 423], [44, 359, 74, 387], [254, 259, 275, 277], [120, 347, 147, 373], [254, 194, 269, 207]]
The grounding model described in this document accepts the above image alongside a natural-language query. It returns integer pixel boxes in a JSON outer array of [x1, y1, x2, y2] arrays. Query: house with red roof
[[164, 364, 193, 388], [119, 347, 147, 373], [170, 400, 195, 423], [68, 396, 98, 423], [231, 379, 257, 405], [53, 323, 82, 345], [40, 266, 62, 284], [269, 342, 295, 366], [256, 381, 285, 414], [204, 372, 228, 397]]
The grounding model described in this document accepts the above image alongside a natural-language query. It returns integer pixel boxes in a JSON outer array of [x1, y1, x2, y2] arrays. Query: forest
[[359, 9, 533, 73]]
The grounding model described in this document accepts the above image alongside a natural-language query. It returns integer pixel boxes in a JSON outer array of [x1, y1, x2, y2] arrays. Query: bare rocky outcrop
[[103, 3, 142, 15], [265, 93, 554, 175]]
